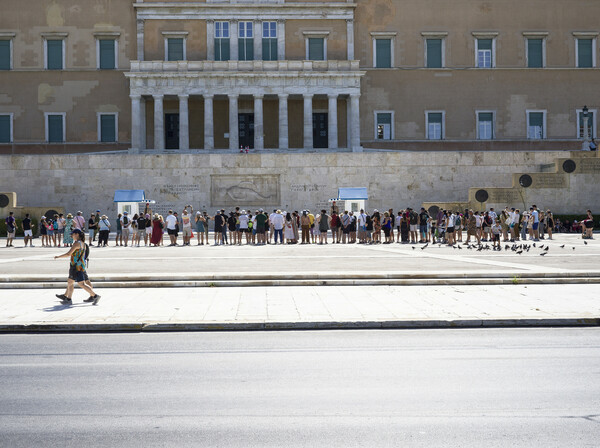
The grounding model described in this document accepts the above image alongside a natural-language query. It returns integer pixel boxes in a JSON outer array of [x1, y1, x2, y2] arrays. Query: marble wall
[[1, 151, 598, 218]]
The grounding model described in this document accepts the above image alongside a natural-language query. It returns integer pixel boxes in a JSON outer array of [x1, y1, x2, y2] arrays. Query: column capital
[[254, 94, 264, 100], [327, 93, 339, 99], [346, 19, 354, 24], [152, 94, 164, 100], [349, 93, 361, 99], [178, 94, 189, 100], [277, 19, 286, 24], [130, 94, 142, 100], [278, 93, 289, 99], [203, 93, 214, 99], [206, 19, 214, 24], [228, 94, 239, 100], [303, 93, 314, 99]]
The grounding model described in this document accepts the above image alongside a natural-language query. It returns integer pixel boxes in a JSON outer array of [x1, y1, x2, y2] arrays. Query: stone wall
[[1, 151, 598, 218]]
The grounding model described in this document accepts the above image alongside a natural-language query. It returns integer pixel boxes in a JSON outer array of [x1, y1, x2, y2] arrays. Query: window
[[577, 38, 595, 68], [98, 39, 116, 69], [0, 114, 12, 143], [527, 111, 546, 139], [527, 38, 544, 68], [215, 21, 230, 61], [262, 22, 277, 61], [477, 112, 494, 140], [238, 21, 253, 61], [476, 38, 493, 68], [577, 109, 597, 139], [46, 39, 64, 70], [308, 38, 325, 61], [98, 113, 118, 143], [426, 112, 444, 140], [426, 39, 443, 68], [0, 36, 13, 70], [375, 112, 393, 140], [167, 38, 184, 61], [374, 39, 391, 68], [45, 113, 65, 143]]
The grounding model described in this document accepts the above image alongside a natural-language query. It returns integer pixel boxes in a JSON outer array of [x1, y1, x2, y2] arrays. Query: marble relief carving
[[211, 174, 281, 206]]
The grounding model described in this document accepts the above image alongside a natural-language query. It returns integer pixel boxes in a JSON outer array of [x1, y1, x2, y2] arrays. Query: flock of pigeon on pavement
[[411, 240, 589, 255]]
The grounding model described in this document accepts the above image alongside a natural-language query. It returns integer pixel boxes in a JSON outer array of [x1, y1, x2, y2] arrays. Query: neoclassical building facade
[[0, 0, 599, 154]]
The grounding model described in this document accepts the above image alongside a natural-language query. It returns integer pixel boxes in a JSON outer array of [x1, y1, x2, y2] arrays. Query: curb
[[1, 318, 598, 333]]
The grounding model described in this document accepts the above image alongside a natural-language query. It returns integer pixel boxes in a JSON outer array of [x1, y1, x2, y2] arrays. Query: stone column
[[206, 20, 214, 61], [140, 96, 146, 150], [153, 94, 164, 151], [178, 94, 189, 150], [278, 94, 289, 150], [228, 94, 239, 151], [303, 94, 314, 150], [328, 94, 338, 149], [346, 19, 354, 60], [254, 94, 264, 150], [230, 21, 238, 61], [130, 94, 141, 153], [204, 94, 214, 150], [254, 20, 262, 61], [346, 98, 352, 150], [349, 93, 361, 152], [277, 20, 286, 61], [136, 19, 144, 61]]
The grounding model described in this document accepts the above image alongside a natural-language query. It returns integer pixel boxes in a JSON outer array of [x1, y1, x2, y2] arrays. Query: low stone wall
[[1, 150, 597, 217]]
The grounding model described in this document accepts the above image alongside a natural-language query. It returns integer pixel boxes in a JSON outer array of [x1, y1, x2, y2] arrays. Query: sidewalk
[[3, 284, 599, 332]]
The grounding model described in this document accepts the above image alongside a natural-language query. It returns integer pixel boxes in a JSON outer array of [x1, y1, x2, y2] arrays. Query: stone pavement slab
[[1, 284, 598, 332]]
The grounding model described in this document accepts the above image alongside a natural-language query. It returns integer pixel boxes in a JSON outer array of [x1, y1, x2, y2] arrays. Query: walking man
[[5, 211, 16, 247]]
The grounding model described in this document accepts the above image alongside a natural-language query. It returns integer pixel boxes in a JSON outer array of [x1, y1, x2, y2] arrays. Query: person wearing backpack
[[5, 211, 16, 247], [121, 212, 131, 246], [54, 229, 100, 305]]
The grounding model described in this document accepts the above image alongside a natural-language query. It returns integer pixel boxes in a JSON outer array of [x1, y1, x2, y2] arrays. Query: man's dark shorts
[[167, 228, 177, 236], [256, 224, 266, 234], [68, 266, 89, 283]]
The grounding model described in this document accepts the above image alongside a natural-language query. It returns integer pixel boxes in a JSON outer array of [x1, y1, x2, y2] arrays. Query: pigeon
[[533, 243, 536, 247], [421, 243, 428, 250], [573, 247, 576, 250], [544, 247, 549, 251], [412, 246, 415, 250], [560, 245, 565, 248], [458, 246, 462, 250], [540, 252, 547, 256], [584, 241, 588, 245], [539, 245, 544, 249], [516, 250, 523, 254]]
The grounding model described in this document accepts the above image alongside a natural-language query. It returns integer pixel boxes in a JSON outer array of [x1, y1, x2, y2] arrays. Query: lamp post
[[582, 105, 590, 151]]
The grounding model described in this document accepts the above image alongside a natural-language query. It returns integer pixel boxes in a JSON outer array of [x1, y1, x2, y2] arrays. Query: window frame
[[0, 113, 14, 143], [45, 112, 66, 143], [576, 108, 598, 139], [96, 38, 118, 70], [425, 110, 445, 140], [162, 32, 188, 62], [524, 33, 547, 68], [526, 110, 547, 140], [43, 34, 67, 70], [0, 33, 15, 70], [373, 110, 395, 140], [303, 31, 329, 61], [238, 21, 254, 61], [97, 112, 119, 143], [422, 32, 447, 69], [472, 33, 497, 68], [370, 32, 396, 68], [214, 21, 231, 61], [262, 21, 278, 61], [476, 110, 496, 140], [575, 35, 597, 68]]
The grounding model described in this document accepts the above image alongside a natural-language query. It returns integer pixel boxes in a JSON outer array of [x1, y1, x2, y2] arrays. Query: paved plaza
[[0, 233, 598, 331]]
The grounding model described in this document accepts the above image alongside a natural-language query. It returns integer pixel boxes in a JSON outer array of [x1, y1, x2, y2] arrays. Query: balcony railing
[[129, 60, 361, 72]]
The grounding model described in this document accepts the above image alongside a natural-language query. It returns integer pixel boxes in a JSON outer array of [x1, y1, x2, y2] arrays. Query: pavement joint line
[[0, 318, 598, 333]]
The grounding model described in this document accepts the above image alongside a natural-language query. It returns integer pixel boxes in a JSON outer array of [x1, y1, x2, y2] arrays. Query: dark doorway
[[165, 113, 180, 149], [313, 113, 328, 148], [238, 113, 254, 149]]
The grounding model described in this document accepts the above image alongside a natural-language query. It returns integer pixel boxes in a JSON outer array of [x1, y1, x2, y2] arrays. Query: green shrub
[[0, 218, 39, 237]]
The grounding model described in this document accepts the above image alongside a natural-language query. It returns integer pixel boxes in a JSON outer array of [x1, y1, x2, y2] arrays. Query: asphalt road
[[1, 329, 599, 447]]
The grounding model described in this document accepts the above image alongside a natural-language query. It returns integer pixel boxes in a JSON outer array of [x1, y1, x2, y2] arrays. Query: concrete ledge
[[1, 318, 598, 333]]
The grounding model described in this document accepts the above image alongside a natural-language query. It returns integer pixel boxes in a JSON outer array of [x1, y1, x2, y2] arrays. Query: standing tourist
[[136, 213, 146, 247], [372, 210, 381, 244], [181, 206, 193, 246], [213, 210, 223, 245], [63, 214, 74, 247], [121, 212, 131, 246], [54, 229, 100, 305], [466, 210, 479, 244], [98, 215, 110, 247], [56, 213, 65, 246], [151, 214, 162, 247], [319, 209, 330, 244], [382, 212, 392, 244], [400, 210, 409, 243], [255, 209, 268, 245], [21, 213, 34, 247], [165, 210, 178, 246], [195, 211, 205, 245], [300, 210, 311, 244], [545, 210, 554, 240], [115, 213, 123, 246], [418, 208, 429, 243], [88, 213, 97, 246], [582, 210, 594, 239], [408, 208, 419, 244], [5, 211, 16, 247]]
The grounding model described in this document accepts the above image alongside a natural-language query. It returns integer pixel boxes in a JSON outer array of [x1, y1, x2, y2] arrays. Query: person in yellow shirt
[[308, 210, 315, 243]]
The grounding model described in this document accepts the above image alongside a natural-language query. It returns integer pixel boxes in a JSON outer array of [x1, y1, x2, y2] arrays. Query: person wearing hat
[[54, 228, 101, 305], [73, 211, 86, 232], [98, 215, 111, 247]]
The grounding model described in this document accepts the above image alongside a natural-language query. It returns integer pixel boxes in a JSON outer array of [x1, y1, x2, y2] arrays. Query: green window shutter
[[100, 115, 116, 142], [167, 38, 184, 61], [0, 115, 10, 143], [377, 113, 392, 125], [47, 40, 63, 70], [215, 38, 230, 61], [239, 38, 253, 61], [308, 38, 324, 61], [429, 113, 442, 124], [529, 112, 543, 127], [375, 39, 391, 68], [478, 39, 492, 51], [47, 115, 63, 142], [99, 39, 115, 69], [578, 39, 593, 68], [262, 39, 272, 61], [527, 39, 543, 68], [0, 41, 10, 70], [426, 39, 442, 68]]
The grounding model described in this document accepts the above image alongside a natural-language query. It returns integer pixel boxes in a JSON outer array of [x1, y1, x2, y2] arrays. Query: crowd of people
[[3, 205, 595, 248]]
